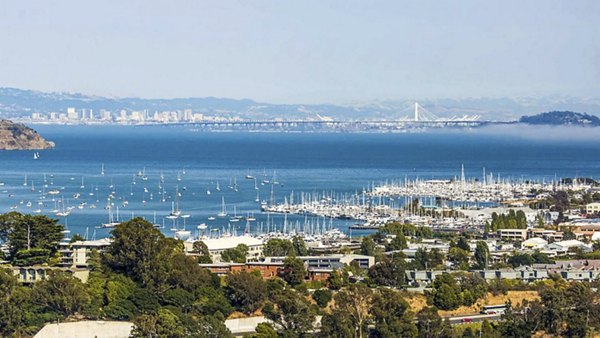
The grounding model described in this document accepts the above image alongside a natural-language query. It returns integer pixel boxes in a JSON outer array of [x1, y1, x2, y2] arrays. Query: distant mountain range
[[520, 111, 600, 126], [1, 87, 599, 121]]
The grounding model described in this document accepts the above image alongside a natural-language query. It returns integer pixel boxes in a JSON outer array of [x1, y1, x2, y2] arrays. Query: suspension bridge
[[167, 102, 501, 131]]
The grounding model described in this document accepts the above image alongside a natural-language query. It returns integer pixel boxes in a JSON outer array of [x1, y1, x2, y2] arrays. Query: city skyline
[[1, 1, 599, 104]]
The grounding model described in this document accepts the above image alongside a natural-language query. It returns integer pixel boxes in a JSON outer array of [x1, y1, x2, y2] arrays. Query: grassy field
[[405, 290, 540, 316]]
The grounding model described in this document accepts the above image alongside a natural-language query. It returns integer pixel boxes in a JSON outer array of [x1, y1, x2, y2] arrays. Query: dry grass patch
[[405, 291, 540, 316]]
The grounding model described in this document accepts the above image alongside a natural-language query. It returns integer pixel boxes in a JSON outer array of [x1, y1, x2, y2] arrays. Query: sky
[[0, 1, 598, 104]]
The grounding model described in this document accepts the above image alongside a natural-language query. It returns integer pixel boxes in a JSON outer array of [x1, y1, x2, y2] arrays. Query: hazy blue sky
[[0, 1, 598, 104]]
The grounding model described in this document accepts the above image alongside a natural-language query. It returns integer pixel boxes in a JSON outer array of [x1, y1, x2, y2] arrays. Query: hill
[[0, 119, 54, 150], [3, 87, 600, 121], [519, 111, 600, 126]]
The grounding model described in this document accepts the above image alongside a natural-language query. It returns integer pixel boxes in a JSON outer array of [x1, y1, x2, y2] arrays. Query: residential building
[[521, 237, 548, 250], [586, 202, 600, 214], [545, 240, 591, 255], [497, 228, 528, 241], [262, 254, 375, 270], [58, 238, 111, 268], [11, 266, 90, 284], [187, 236, 264, 263]]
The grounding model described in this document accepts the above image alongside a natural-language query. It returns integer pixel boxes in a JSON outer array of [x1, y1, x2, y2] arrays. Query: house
[[11, 266, 90, 284], [529, 228, 563, 242], [586, 202, 600, 215], [199, 261, 283, 279], [497, 229, 528, 241], [34, 321, 133, 338], [58, 238, 111, 268], [405, 270, 447, 285], [262, 254, 375, 270], [545, 240, 591, 254], [521, 237, 548, 250], [191, 236, 264, 262]]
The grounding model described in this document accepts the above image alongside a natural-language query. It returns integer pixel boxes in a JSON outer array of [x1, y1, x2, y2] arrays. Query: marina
[[1, 125, 599, 242]]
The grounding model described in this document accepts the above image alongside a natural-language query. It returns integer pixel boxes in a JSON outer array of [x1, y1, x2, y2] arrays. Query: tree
[[190, 315, 233, 338], [193, 241, 209, 255], [312, 289, 332, 308], [221, 244, 249, 263], [368, 254, 406, 287], [131, 308, 186, 338], [447, 247, 469, 269], [480, 319, 499, 338], [225, 271, 267, 314], [429, 274, 461, 310], [333, 284, 374, 338], [319, 311, 355, 338], [371, 288, 418, 337], [31, 270, 90, 317], [104, 218, 182, 289], [360, 237, 376, 256], [263, 238, 295, 256], [251, 323, 277, 338], [11, 248, 52, 266], [473, 241, 490, 269], [416, 306, 452, 338], [0, 212, 64, 262], [456, 237, 471, 252], [328, 269, 349, 290], [0, 268, 25, 336], [413, 247, 430, 270], [191, 241, 213, 263], [282, 256, 306, 286], [507, 253, 534, 267], [251, 323, 278, 338], [292, 236, 308, 256], [193, 287, 234, 318], [167, 253, 216, 292], [263, 289, 315, 336], [388, 233, 408, 251]]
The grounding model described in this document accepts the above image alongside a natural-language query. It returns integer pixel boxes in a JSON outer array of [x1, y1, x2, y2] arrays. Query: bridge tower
[[414, 102, 419, 122]]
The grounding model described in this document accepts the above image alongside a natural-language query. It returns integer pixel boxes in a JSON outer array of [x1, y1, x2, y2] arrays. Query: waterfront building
[[186, 235, 264, 262], [58, 238, 111, 268]]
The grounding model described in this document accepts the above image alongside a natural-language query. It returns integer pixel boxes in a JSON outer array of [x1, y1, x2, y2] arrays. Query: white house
[[58, 238, 112, 268], [189, 236, 264, 262], [522, 237, 548, 250], [586, 202, 600, 215], [545, 240, 591, 254]]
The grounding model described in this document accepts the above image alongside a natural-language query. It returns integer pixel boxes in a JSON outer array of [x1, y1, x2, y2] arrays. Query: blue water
[[0, 125, 599, 239]]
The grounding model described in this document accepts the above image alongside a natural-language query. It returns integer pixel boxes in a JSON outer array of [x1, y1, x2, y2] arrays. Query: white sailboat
[[33, 152, 40, 160], [175, 214, 192, 240], [230, 205, 240, 222], [101, 203, 120, 228], [217, 197, 227, 217], [169, 186, 182, 217]]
